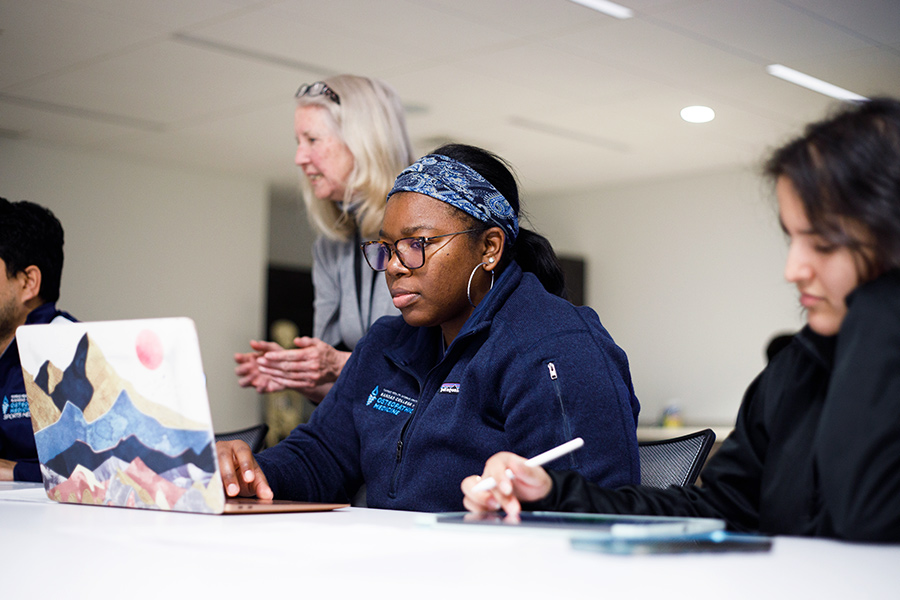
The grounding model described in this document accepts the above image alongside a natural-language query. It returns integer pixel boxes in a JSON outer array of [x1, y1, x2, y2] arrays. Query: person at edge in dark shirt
[[461, 97, 900, 543], [0, 198, 76, 482]]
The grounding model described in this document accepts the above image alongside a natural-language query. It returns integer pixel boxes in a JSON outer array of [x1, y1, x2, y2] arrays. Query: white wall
[[1, 139, 267, 432], [527, 166, 805, 426]]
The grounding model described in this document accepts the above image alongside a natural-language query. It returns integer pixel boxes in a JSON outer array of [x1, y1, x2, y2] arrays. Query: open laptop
[[16, 317, 348, 515]]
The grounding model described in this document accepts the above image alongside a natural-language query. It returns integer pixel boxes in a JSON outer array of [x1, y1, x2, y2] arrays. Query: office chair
[[638, 428, 716, 489], [214, 423, 269, 453]]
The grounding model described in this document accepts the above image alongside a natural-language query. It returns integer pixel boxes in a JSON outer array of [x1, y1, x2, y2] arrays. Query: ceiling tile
[[10, 40, 300, 124], [97, 102, 299, 182], [183, 6, 412, 78], [647, 0, 873, 64], [548, 17, 761, 92], [1, 0, 160, 88], [787, 0, 900, 46], [0, 99, 146, 146], [56, 0, 265, 29]]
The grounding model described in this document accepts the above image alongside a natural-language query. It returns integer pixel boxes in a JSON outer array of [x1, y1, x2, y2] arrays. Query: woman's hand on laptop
[[216, 440, 274, 500], [460, 452, 553, 517]]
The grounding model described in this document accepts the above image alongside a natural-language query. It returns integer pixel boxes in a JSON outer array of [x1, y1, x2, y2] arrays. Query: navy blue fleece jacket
[[255, 262, 640, 512]]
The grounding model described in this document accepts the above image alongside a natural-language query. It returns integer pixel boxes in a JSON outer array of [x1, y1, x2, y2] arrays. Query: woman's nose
[[385, 248, 409, 277], [784, 243, 812, 283], [295, 144, 309, 166]]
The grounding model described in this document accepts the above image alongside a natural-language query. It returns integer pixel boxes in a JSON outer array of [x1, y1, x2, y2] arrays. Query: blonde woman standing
[[236, 75, 414, 403]]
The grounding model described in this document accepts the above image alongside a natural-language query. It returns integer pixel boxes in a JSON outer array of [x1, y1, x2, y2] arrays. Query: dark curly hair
[[0, 198, 65, 302]]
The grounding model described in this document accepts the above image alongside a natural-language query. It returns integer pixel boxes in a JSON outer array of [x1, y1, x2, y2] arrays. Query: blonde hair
[[297, 75, 415, 241]]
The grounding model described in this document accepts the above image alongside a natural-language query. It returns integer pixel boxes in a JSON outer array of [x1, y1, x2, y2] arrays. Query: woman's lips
[[799, 292, 820, 308], [391, 289, 418, 309]]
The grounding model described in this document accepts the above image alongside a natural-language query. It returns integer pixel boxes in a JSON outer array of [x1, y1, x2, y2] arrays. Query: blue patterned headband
[[387, 154, 519, 244]]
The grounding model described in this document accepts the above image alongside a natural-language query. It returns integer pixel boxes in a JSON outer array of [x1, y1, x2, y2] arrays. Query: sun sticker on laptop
[[136, 329, 164, 370]]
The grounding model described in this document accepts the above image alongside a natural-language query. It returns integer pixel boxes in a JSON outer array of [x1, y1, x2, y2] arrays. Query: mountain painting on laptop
[[19, 318, 225, 513]]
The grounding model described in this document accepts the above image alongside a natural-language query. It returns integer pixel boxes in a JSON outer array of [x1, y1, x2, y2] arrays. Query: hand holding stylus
[[471, 438, 584, 492], [461, 438, 584, 516]]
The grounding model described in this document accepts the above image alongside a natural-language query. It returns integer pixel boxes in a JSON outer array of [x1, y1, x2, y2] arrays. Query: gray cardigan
[[312, 236, 399, 350]]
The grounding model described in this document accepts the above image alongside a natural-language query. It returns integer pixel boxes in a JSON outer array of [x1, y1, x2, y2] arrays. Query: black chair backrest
[[214, 423, 269, 453], [638, 428, 716, 489]]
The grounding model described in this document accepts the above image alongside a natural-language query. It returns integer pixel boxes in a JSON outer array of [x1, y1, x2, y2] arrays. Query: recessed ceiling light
[[766, 64, 867, 102], [680, 106, 715, 124], [567, 0, 634, 20]]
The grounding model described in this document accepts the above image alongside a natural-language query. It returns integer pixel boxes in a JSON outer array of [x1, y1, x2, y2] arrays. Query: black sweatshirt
[[528, 270, 900, 542]]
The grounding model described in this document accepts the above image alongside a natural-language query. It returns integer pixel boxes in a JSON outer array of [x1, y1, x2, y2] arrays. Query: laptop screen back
[[17, 318, 226, 513]]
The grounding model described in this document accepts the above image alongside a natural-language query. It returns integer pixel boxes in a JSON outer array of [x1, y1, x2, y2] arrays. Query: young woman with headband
[[217, 144, 641, 511]]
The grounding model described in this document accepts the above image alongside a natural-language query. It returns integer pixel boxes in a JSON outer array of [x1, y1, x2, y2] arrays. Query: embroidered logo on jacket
[[439, 383, 460, 394], [366, 387, 416, 416], [2, 394, 30, 420]]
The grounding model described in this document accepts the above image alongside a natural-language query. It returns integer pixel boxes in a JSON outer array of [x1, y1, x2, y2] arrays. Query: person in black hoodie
[[461, 97, 900, 543]]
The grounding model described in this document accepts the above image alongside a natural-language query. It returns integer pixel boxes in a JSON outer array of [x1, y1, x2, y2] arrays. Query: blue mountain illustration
[[44, 435, 216, 480], [34, 389, 212, 463], [37, 333, 94, 413], [34, 361, 54, 399]]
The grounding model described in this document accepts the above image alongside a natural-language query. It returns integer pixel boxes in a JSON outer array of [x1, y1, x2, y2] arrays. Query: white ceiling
[[3, 0, 900, 197]]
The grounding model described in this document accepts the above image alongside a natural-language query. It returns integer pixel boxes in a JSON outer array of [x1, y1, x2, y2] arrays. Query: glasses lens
[[295, 82, 323, 98], [363, 243, 391, 271], [395, 238, 425, 269]]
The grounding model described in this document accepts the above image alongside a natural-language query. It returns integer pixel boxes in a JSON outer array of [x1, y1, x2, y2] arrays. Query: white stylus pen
[[470, 437, 584, 493]]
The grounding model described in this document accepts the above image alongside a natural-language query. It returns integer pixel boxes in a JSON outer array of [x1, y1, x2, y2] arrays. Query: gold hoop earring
[[467, 262, 495, 308]]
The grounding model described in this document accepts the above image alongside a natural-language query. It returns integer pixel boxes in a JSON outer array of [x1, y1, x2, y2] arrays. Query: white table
[[2, 483, 898, 598]]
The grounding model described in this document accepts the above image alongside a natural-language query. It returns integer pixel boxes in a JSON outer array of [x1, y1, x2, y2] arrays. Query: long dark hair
[[431, 144, 568, 298], [764, 97, 900, 280]]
